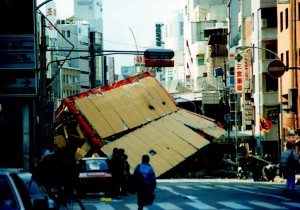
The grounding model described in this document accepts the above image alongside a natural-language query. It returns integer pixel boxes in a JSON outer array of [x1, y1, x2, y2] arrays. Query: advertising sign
[[0, 36, 36, 69]]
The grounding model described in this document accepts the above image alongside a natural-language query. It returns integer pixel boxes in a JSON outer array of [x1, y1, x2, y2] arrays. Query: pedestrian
[[120, 154, 130, 196], [280, 142, 299, 197], [134, 154, 156, 210], [107, 148, 121, 198]]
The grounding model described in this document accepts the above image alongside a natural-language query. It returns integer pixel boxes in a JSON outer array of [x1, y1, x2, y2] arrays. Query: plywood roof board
[[151, 119, 199, 157], [133, 126, 180, 168], [103, 88, 143, 129], [172, 110, 226, 138], [120, 84, 157, 122], [140, 77, 178, 114], [122, 84, 161, 120], [160, 115, 211, 149], [75, 97, 115, 138], [89, 94, 127, 134], [100, 115, 211, 177]]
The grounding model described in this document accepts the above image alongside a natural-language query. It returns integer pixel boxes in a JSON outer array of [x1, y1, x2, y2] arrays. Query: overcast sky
[[39, 0, 183, 73]]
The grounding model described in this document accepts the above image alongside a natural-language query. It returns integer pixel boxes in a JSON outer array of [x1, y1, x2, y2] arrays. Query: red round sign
[[267, 59, 286, 78]]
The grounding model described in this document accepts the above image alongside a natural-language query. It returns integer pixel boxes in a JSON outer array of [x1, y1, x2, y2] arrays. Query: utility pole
[[39, 15, 47, 153]]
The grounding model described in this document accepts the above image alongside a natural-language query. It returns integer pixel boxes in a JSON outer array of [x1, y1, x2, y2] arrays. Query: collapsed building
[[53, 72, 227, 177]]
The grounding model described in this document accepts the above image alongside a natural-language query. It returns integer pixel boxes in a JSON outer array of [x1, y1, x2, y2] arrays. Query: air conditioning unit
[[261, 19, 267, 28]]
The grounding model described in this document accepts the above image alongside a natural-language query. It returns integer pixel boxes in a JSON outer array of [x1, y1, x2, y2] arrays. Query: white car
[[0, 169, 48, 210], [18, 172, 56, 209]]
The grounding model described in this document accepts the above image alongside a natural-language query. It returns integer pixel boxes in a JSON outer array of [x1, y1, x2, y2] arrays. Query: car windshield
[[21, 176, 43, 196], [85, 159, 109, 172]]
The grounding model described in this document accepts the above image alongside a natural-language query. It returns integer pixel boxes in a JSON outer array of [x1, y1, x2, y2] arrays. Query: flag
[[259, 116, 272, 133]]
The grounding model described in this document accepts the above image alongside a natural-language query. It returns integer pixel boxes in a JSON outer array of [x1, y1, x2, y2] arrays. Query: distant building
[[121, 66, 137, 78], [74, 0, 105, 88]]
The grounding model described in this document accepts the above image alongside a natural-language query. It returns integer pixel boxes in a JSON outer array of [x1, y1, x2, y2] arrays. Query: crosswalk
[[84, 200, 300, 210], [82, 182, 300, 210]]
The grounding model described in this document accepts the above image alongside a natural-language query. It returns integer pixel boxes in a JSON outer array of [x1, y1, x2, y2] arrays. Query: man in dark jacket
[[280, 142, 299, 197], [134, 154, 156, 210]]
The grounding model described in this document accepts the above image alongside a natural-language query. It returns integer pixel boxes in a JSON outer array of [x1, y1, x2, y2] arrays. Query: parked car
[[77, 157, 112, 195], [18, 172, 56, 209], [0, 169, 48, 210]]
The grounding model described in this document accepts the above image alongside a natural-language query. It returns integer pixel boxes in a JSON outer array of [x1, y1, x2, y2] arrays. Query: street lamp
[[173, 97, 196, 113]]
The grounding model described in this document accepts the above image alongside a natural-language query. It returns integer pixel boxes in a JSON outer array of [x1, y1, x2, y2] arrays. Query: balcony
[[259, 27, 277, 41], [260, 91, 279, 106]]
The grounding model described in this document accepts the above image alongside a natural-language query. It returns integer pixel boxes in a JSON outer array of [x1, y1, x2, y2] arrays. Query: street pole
[[40, 15, 47, 151], [235, 94, 238, 164]]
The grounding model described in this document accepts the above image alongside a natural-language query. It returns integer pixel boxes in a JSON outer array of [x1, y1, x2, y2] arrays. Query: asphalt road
[[80, 177, 300, 210]]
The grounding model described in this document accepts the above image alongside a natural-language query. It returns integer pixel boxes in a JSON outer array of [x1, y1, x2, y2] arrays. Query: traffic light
[[144, 49, 175, 67], [144, 49, 174, 60]]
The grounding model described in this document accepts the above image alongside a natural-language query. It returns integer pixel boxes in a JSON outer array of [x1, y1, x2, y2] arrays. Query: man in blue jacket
[[134, 154, 156, 210]]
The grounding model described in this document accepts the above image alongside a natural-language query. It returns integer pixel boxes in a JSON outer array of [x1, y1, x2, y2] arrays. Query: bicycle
[[42, 185, 85, 210]]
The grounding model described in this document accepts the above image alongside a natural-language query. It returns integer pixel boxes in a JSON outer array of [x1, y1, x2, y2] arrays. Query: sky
[[38, 0, 184, 73]]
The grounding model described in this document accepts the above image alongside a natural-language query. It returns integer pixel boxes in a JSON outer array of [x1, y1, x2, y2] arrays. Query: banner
[[259, 116, 272, 133]]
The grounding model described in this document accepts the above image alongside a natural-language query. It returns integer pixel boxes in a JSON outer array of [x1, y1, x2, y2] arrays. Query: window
[[263, 73, 278, 92], [286, 50, 289, 68], [265, 44, 277, 59], [197, 54, 204, 65], [252, 75, 255, 93], [285, 8, 289, 29], [280, 11, 283, 31], [298, 2, 300, 20], [62, 30, 65, 37], [251, 13, 254, 31], [180, 22, 183, 35], [67, 30, 70, 37], [261, 7, 277, 28]]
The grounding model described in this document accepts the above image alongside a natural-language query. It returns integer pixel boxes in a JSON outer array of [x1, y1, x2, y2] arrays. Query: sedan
[[77, 157, 112, 195]]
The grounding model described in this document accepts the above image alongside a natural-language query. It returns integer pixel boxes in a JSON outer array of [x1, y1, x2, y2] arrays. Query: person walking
[[134, 154, 156, 210], [280, 142, 299, 197]]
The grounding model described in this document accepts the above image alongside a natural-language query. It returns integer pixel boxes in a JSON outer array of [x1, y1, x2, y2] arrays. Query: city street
[[80, 178, 300, 210]]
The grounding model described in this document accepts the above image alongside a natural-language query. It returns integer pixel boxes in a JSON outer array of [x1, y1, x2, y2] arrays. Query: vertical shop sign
[[243, 53, 250, 89], [234, 53, 244, 93]]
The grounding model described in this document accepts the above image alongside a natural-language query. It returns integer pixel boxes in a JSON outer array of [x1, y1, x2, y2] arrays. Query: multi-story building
[[56, 21, 90, 97], [45, 2, 91, 107], [277, 1, 300, 147], [182, 1, 230, 133], [74, 0, 105, 87], [249, 0, 279, 158], [181, 0, 282, 160], [162, 10, 185, 94]]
